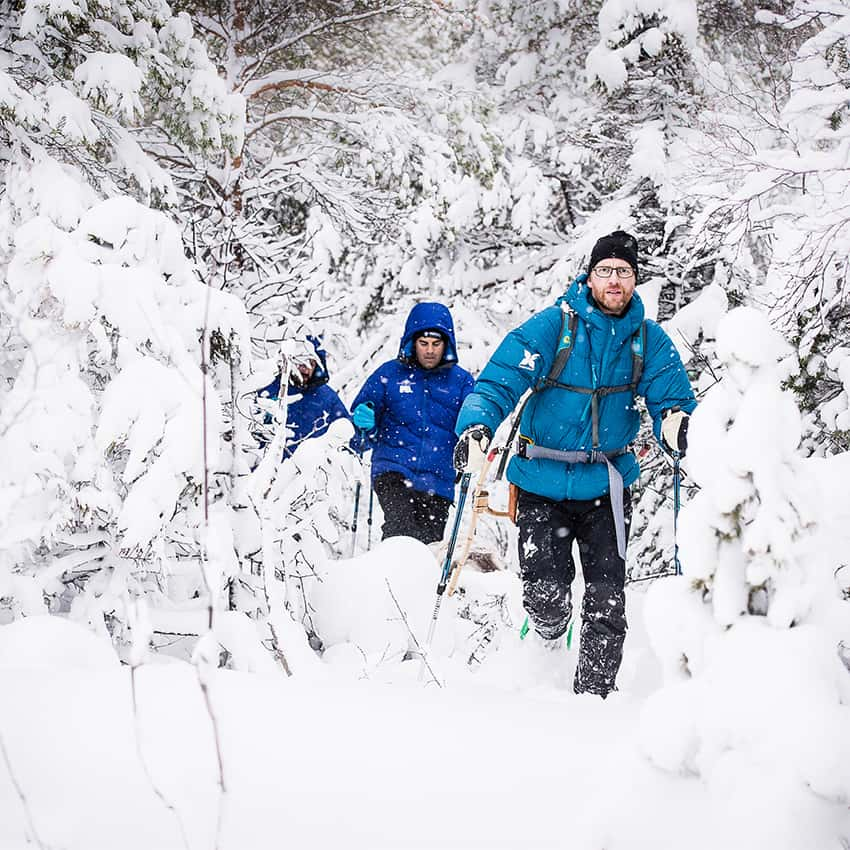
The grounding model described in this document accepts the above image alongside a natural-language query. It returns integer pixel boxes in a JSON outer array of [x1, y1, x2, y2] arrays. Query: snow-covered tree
[[232, 405, 357, 670], [0, 2, 250, 653], [624, 1, 839, 576], [676, 2, 849, 457], [675, 307, 819, 625], [1, 194, 250, 638], [638, 306, 850, 839], [768, 1, 850, 454], [582, 0, 715, 322], [0, 0, 243, 210], [168, 2, 476, 332]]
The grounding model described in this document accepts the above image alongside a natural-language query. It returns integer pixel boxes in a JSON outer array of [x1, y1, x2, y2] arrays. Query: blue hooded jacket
[[351, 302, 475, 501], [456, 277, 696, 501], [258, 336, 351, 459]]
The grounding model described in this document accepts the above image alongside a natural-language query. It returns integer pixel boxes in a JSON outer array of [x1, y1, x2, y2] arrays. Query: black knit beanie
[[415, 329, 447, 342], [587, 230, 639, 278]]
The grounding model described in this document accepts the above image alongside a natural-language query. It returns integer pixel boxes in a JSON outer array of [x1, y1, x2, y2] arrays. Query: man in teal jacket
[[453, 231, 695, 697]]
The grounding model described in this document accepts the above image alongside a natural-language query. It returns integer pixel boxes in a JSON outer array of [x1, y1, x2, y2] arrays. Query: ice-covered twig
[[248, 483, 294, 676], [125, 597, 190, 848], [384, 578, 442, 687], [128, 666, 191, 850], [195, 281, 227, 850], [0, 726, 45, 849], [194, 636, 228, 850]]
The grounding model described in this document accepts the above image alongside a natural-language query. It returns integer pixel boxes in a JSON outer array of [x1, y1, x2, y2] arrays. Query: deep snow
[[1, 534, 848, 850]]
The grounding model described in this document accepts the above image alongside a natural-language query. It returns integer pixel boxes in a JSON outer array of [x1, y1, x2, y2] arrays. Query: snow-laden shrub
[[0, 195, 250, 649], [640, 307, 850, 843], [18, 2, 244, 161], [587, 0, 698, 95], [226, 412, 359, 672]]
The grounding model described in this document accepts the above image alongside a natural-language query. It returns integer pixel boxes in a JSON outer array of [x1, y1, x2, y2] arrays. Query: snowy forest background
[[1, 1, 850, 848]]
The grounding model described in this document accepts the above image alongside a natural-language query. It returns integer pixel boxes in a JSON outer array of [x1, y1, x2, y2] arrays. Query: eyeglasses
[[593, 265, 635, 279]]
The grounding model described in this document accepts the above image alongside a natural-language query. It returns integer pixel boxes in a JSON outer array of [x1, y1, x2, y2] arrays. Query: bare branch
[[242, 68, 365, 99], [195, 662, 228, 850], [384, 578, 442, 687], [128, 667, 191, 850], [0, 727, 45, 849], [246, 106, 367, 139], [255, 5, 406, 60]]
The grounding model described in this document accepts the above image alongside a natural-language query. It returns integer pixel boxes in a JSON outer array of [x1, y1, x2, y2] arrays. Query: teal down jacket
[[455, 277, 697, 501]]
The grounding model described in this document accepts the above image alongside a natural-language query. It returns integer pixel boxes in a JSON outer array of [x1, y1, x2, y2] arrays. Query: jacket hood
[[292, 334, 329, 388], [558, 274, 645, 336], [399, 302, 459, 364]]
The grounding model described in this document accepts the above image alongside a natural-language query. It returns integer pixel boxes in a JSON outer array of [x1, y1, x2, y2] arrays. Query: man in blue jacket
[[257, 336, 350, 459], [351, 302, 475, 544], [453, 231, 695, 697]]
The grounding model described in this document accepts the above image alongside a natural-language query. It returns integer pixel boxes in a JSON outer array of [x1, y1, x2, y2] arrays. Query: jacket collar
[[560, 274, 645, 339]]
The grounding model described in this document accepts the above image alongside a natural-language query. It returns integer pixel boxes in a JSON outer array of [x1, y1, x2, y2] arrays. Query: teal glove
[[352, 402, 376, 431]]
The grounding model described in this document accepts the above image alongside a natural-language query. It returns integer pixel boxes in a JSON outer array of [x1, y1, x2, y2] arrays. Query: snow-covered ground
[[1, 535, 848, 850]]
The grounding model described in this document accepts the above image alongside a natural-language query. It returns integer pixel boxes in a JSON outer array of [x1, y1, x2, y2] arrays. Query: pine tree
[[0, 2, 248, 651], [678, 307, 816, 626], [169, 2, 468, 331], [581, 0, 713, 320], [640, 307, 850, 828], [770, 0, 850, 455], [685, 1, 850, 456]]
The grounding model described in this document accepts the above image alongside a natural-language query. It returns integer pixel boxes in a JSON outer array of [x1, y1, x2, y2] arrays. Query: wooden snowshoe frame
[[446, 448, 516, 596]]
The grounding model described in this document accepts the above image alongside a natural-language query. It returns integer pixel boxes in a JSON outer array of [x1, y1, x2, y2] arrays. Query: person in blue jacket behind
[[351, 302, 474, 545], [257, 335, 350, 459], [453, 231, 696, 697]]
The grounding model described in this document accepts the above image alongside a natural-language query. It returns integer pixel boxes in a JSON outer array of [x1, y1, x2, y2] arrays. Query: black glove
[[453, 426, 492, 474], [661, 407, 689, 457]]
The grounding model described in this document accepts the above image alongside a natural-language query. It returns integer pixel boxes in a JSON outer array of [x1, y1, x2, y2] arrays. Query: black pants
[[516, 488, 631, 697], [372, 472, 451, 545]]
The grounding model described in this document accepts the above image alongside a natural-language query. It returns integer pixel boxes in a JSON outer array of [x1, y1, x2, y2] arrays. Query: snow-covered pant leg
[[516, 490, 575, 640], [573, 490, 631, 698], [372, 472, 451, 545]]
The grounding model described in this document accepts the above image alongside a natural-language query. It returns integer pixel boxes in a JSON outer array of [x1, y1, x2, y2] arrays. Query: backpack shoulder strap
[[495, 304, 577, 480], [541, 303, 579, 388], [630, 320, 646, 389]]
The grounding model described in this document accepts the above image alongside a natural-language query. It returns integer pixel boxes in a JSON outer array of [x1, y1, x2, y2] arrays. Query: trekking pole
[[350, 479, 361, 558], [366, 482, 374, 551], [350, 429, 368, 558], [422, 473, 473, 658], [672, 450, 682, 576]]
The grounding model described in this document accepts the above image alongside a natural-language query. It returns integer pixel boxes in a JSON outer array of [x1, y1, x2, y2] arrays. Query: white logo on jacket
[[399, 380, 414, 394], [519, 350, 540, 371]]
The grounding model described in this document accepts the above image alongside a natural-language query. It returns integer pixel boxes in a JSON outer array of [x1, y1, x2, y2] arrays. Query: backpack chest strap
[[540, 380, 636, 448]]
